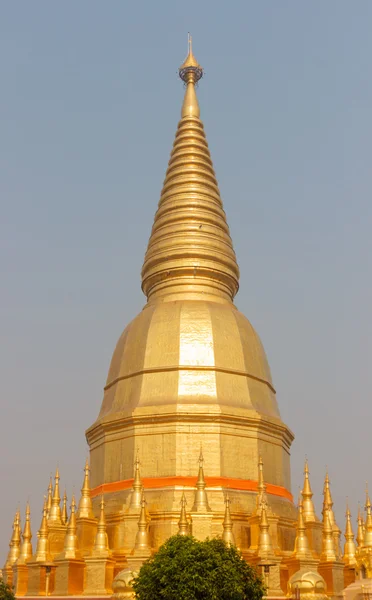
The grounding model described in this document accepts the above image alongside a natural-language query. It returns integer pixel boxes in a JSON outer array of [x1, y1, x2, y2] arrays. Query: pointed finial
[[5, 509, 22, 566], [133, 492, 151, 553], [256, 456, 268, 513], [61, 489, 68, 525], [301, 458, 317, 522], [293, 498, 312, 559], [364, 483, 372, 547], [192, 448, 211, 512], [93, 495, 110, 556], [257, 498, 273, 558], [178, 492, 189, 536], [46, 475, 53, 517], [320, 503, 336, 561], [34, 497, 51, 562], [130, 451, 143, 510], [18, 502, 33, 564], [48, 466, 62, 524], [61, 495, 80, 559], [343, 502, 356, 565], [357, 504, 365, 547], [77, 458, 94, 519], [222, 492, 235, 547], [179, 33, 203, 82]]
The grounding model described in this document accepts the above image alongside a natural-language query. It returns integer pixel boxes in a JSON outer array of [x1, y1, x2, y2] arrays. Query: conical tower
[[48, 467, 62, 524], [34, 498, 51, 562], [46, 476, 53, 517], [60, 496, 80, 559], [86, 37, 296, 554], [222, 493, 235, 547], [18, 503, 33, 563], [77, 459, 95, 519], [293, 498, 312, 559], [192, 448, 211, 512], [129, 452, 143, 510], [5, 510, 21, 567], [356, 505, 364, 547], [61, 490, 68, 526], [93, 496, 110, 556], [84, 496, 115, 595], [343, 503, 356, 565], [323, 471, 341, 556], [132, 493, 151, 557], [302, 459, 317, 522], [364, 486, 372, 547], [178, 492, 189, 536], [320, 504, 336, 562]]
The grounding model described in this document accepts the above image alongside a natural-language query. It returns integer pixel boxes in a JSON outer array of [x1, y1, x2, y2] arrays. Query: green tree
[[132, 535, 265, 600], [0, 579, 15, 600]]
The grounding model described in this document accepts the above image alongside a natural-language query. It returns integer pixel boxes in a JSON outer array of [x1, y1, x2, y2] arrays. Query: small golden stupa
[[2, 37, 368, 599]]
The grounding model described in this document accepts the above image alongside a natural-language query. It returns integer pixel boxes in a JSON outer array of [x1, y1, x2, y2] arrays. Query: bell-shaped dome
[[288, 569, 327, 599]]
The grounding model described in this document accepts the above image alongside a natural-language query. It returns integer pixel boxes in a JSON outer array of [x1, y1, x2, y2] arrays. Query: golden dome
[[288, 569, 327, 597], [99, 300, 279, 420]]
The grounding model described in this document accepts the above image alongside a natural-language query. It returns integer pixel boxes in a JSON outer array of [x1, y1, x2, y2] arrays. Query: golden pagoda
[[2, 38, 367, 599]]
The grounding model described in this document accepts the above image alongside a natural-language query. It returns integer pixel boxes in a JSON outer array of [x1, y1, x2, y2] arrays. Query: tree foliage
[[132, 535, 265, 600], [0, 579, 15, 600]]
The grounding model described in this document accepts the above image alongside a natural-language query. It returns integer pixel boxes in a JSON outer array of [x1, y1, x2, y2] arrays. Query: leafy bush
[[133, 535, 265, 600], [0, 579, 15, 600]]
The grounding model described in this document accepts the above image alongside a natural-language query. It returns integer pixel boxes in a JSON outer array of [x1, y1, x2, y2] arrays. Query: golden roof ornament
[[34, 497, 51, 562], [192, 448, 211, 512], [178, 492, 189, 536], [222, 493, 235, 547], [93, 495, 110, 556], [364, 485, 372, 546], [77, 459, 95, 519], [301, 459, 317, 522], [343, 502, 356, 565], [5, 509, 21, 566], [61, 495, 80, 559], [293, 497, 312, 559], [46, 475, 53, 517], [18, 502, 33, 564], [322, 470, 341, 556], [61, 489, 68, 525], [257, 498, 274, 558], [141, 35, 239, 302], [130, 452, 143, 510], [357, 505, 365, 547], [133, 493, 151, 553], [48, 466, 62, 524], [320, 504, 336, 562]]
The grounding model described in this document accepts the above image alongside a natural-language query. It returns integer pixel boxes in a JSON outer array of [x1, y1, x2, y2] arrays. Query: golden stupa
[[2, 38, 369, 600]]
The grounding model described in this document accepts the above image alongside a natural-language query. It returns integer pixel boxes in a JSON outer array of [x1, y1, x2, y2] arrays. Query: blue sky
[[1, 1, 372, 559]]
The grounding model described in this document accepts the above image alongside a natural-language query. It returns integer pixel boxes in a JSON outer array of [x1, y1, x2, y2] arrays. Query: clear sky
[[1, 1, 371, 561]]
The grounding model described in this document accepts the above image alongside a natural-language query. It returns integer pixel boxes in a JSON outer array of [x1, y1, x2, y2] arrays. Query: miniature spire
[[62, 495, 80, 558], [178, 492, 189, 536], [192, 448, 211, 512], [61, 489, 68, 525], [320, 504, 336, 562], [5, 509, 21, 566], [18, 502, 33, 563], [77, 459, 95, 519], [364, 485, 372, 546], [46, 476, 53, 517], [48, 466, 62, 524], [301, 459, 317, 522], [343, 503, 356, 565], [293, 497, 312, 558], [141, 37, 239, 303], [222, 493, 235, 547], [34, 497, 51, 562], [130, 451, 143, 510], [133, 493, 151, 553], [257, 498, 273, 558], [93, 495, 110, 556], [357, 505, 365, 547], [322, 470, 341, 556]]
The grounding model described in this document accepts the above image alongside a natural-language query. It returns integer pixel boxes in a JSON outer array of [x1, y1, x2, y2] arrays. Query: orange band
[[91, 476, 293, 502]]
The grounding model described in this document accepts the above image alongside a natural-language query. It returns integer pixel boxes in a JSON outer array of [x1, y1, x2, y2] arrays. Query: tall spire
[[302, 459, 317, 522], [130, 452, 143, 510], [141, 37, 239, 303], [293, 497, 312, 559], [93, 496, 110, 556], [34, 497, 51, 562], [364, 485, 372, 546], [133, 493, 151, 553], [257, 499, 273, 558], [322, 470, 341, 556], [192, 447, 211, 512], [357, 505, 365, 547], [343, 503, 356, 565], [178, 492, 189, 536], [320, 504, 336, 562], [61, 489, 68, 526], [46, 476, 53, 517], [5, 509, 21, 566], [77, 459, 94, 519], [222, 493, 235, 547], [18, 503, 33, 563], [62, 495, 80, 559], [48, 466, 62, 524]]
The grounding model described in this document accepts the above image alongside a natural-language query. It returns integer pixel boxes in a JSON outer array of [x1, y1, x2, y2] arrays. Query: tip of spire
[[179, 33, 203, 83]]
